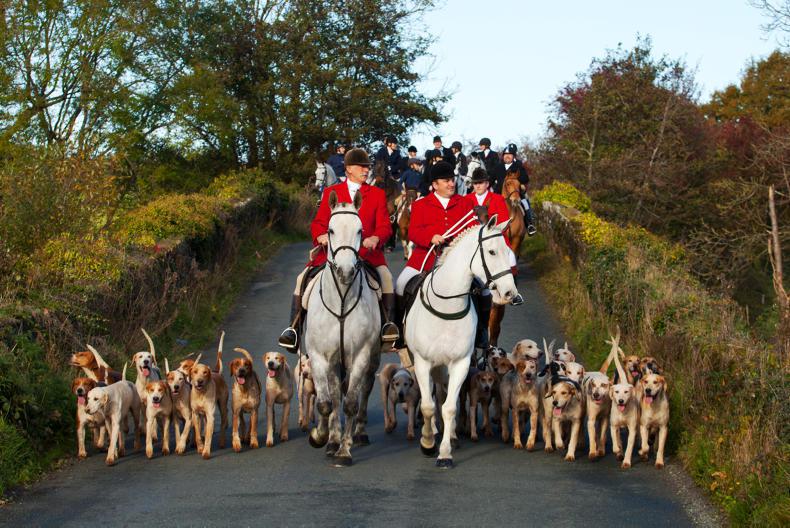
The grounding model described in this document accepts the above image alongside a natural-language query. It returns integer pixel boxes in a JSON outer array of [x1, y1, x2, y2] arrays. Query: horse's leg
[[413, 354, 437, 457], [437, 358, 470, 468], [353, 347, 380, 445], [333, 360, 368, 467], [308, 354, 331, 449], [325, 362, 343, 457], [488, 304, 505, 347]]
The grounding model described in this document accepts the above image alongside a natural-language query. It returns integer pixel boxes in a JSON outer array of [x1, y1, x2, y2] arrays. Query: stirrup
[[381, 322, 399, 342], [511, 294, 524, 306], [278, 328, 298, 352], [527, 224, 537, 236]]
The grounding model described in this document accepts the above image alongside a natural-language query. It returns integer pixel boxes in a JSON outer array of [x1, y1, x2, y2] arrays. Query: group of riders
[[279, 136, 536, 357]]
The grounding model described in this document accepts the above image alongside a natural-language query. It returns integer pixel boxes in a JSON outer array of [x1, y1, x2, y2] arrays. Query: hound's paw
[[588, 452, 597, 461], [105, 456, 117, 466], [655, 461, 664, 470], [484, 429, 494, 438], [266, 438, 275, 448], [162, 447, 170, 456], [544, 446, 554, 453], [565, 454, 576, 462], [385, 422, 396, 433], [615, 451, 624, 461], [300, 423, 309, 432], [406, 432, 415, 441], [78, 452, 87, 460], [597, 448, 605, 457], [621, 461, 631, 469], [556, 442, 565, 451], [640, 451, 649, 461], [280, 433, 289, 442], [250, 438, 259, 449], [201, 449, 211, 460], [176, 445, 186, 455], [470, 434, 479, 442], [526, 441, 536, 451], [232, 438, 242, 452]]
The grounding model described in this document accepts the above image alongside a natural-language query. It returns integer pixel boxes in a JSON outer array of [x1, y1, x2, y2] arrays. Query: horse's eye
[[358, 229, 362, 235], [488, 250, 495, 255], [328, 229, 334, 235]]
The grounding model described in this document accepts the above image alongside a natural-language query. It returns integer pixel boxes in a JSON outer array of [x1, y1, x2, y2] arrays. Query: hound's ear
[[353, 189, 363, 211], [329, 190, 338, 209], [101, 393, 109, 405], [660, 376, 668, 392], [609, 386, 614, 398]]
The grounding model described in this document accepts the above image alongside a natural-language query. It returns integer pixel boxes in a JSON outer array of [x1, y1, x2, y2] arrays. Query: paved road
[[1, 242, 720, 527]]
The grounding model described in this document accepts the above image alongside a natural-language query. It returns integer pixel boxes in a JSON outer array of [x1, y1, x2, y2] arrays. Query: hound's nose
[[645, 389, 652, 396], [552, 400, 558, 407], [268, 362, 275, 369]]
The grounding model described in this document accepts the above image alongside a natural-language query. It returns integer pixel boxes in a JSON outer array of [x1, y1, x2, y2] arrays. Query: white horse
[[405, 215, 519, 468], [304, 190, 381, 467], [455, 158, 470, 196], [314, 161, 339, 192]]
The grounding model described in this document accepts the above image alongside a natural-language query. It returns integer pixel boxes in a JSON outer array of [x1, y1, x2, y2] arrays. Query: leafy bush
[[114, 193, 225, 247], [27, 234, 125, 289], [533, 180, 592, 212]]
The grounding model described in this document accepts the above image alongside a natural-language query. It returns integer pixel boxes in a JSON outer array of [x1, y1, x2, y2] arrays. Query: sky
[[406, 0, 783, 151]]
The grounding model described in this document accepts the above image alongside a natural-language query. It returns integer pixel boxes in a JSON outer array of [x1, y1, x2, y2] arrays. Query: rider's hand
[[362, 236, 379, 250], [431, 234, 445, 245], [317, 234, 329, 246]]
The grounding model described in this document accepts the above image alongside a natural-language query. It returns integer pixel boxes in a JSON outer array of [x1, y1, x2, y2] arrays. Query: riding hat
[[479, 137, 492, 148], [451, 141, 463, 150], [429, 148, 444, 160], [344, 148, 372, 167], [407, 145, 417, 153], [430, 161, 454, 181], [433, 135, 442, 143], [470, 167, 489, 184], [408, 156, 423, 166], [503, 143, 519, 155], [384, 134, 398, 145]]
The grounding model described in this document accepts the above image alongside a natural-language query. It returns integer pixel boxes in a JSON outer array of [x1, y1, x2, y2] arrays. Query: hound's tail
[[215, 331, 225, 374], [609, 330, 628, 384], [141, 328, 157, 366], [122, 361, 128, 382]]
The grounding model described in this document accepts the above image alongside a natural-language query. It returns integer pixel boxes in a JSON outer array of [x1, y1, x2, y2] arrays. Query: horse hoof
[[436, 458, 453, 469], [420, 443, 437, 457], [331, 455, 352, 467], [353, 434, 370, 446], [308, 429, 327, 449], [325, 442, 340, 457]]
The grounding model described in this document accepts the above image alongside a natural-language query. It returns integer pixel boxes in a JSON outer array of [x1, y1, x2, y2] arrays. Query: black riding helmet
[[503, 143, 518, 155], [451, 141, 463, 151], [430, 161, 454, 181], [479, 137, 492, 148]]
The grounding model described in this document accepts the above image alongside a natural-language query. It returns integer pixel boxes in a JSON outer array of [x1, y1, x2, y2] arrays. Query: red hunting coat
[[406, 193, 477, 271], [309, 181, 392, 268], [463, 191, 513, 248]]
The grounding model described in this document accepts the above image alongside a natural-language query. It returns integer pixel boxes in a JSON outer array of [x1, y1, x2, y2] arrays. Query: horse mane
[[437, 225, 481, 265]]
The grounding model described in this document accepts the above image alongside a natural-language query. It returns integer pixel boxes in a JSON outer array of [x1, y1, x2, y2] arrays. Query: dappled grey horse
[[303, 190, 381, 467]]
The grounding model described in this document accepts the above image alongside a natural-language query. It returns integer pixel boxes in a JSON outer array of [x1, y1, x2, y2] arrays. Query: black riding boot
[[393, 293, 406, 349], [475, 293, 492, 350], [381, 293, 399, 343], [278, 294, 301, 352], [521, 198, 537, 236]]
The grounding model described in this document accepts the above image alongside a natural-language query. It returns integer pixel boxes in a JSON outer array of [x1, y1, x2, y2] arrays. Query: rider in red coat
[[403, 163, 476, 274], [279, 148, 399, 351], [463, 166, 512, 248]]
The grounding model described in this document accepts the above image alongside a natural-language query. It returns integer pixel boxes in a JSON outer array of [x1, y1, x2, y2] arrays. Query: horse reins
[[319, 209, 365, 360], [419, 217, 513, 321]]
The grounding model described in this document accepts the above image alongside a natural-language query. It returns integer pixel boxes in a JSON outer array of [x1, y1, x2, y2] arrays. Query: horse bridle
[[319, 209, 365, 359], [420, 226, 512, 320]]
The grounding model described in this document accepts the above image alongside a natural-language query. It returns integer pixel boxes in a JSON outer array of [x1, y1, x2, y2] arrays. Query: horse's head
[[327, 190, 363, 284], [472, 215, 519, 305], [503, 177, 521, 202], [314, 162, 327, 189]]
